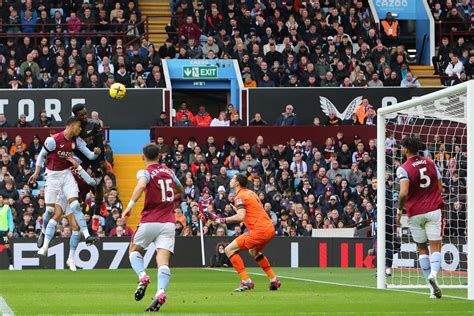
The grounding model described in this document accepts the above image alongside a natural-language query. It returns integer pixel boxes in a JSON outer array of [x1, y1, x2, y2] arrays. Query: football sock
[[70, 200, 90, 238], [229, 254, 250, 281], [255, 254, 276, 280], [419, 254, 431, 280], [42, 206, 54, 233], [43, 219, 57, 248], [129, 251, 145, 278], [430, 252, 442, 278], [6, 247, 13, 265], [157, 265, 171, 295], [69, 231, 81, 260]]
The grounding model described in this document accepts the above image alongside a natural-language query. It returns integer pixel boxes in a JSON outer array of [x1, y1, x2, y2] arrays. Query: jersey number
[[419, 168, 431, 188], [158, 179, 174, 202]]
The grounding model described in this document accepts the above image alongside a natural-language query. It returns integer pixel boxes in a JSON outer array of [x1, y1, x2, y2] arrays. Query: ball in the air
[[109, 83, 126, 100]]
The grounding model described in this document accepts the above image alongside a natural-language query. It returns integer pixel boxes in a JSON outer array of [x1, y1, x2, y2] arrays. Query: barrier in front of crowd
[[0, 88, 166, 129], [0, 87, 443, 129], [0, 237, 466, 270], [248, 87, 442, 126]]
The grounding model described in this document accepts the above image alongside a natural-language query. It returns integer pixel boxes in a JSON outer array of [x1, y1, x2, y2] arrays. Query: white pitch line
[[207, 268, 469, 301], [0, 296, 14, 316]]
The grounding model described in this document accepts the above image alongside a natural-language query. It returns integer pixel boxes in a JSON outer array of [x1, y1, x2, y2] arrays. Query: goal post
[[376, 80, 474, 300]]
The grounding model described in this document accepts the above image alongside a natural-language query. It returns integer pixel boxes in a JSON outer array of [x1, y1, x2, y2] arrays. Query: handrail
[[436, 20, 474, 44], [0, 21, 145, 28]]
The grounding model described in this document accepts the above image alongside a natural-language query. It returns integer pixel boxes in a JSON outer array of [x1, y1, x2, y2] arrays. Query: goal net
[[376, 81, 474, 300]]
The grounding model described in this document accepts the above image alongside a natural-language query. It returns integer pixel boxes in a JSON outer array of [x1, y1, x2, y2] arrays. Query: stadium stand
[[0, 0, 472, 241]]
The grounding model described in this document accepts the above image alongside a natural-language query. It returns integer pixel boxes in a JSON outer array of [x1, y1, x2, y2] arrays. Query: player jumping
[[122, 144, 183, 312], [48, 156, 102, 271], [0, 194, 14, 270], [31, 116, 100, 255], [396, 136, 444, 299], [72, 104, 106, 232], [205, 174, 281, 292]]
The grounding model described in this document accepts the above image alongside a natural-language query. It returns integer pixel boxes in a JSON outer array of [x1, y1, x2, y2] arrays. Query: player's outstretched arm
[[76, 137, 101, 160], [66, 156, 101, 187], [29, 137, 54, 183], [208, 207, 246, 225], [122, 175, 148, 221]]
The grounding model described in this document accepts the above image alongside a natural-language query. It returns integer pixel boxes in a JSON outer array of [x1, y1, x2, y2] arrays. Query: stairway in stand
[[114, 155, 144, 230], [410, 65, 442, 87], [139, 0, 171, 47]]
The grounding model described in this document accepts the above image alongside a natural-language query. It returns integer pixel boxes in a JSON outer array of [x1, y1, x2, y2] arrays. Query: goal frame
[[376, 80, 474, 300]]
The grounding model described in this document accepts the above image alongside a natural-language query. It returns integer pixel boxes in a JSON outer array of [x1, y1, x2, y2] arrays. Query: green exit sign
[[183, 66, 218, 79]]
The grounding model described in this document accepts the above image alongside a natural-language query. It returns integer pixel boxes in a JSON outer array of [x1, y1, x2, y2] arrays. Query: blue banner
[[374, 0, 415, 20]]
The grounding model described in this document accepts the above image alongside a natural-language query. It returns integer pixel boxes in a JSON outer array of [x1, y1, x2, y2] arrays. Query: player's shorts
[[132, 222, 175, 253], [56, 191, 73, 216], [0, 232, 9, 245], [235, 228, 275, 253], [44, 169, 78, 204], [407, 209, 442, 243]]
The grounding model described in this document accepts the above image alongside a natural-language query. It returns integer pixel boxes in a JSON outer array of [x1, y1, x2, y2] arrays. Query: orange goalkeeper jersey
[[234, 188, 273, 231]]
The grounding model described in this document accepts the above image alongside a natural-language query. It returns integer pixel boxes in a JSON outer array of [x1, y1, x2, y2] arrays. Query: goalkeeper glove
[[205, 211, 226, 224]]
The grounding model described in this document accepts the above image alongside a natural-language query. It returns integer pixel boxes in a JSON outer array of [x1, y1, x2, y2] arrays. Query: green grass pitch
[[0, 268, 473, 315]]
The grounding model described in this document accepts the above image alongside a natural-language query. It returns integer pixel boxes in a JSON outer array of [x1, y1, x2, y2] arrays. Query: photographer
[[210, 242, 232, 268]]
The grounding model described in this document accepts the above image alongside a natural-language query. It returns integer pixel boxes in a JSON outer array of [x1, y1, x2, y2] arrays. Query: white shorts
[[56, 192, 72, 216], [133, 222, 175, 253], [44, 169, 78, 205], [407, 209, 442, 243]]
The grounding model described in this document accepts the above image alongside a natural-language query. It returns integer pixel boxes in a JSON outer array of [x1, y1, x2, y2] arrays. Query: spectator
[[368, 73, 384, 87], [325, 112, 342, 126], [400, 72, 420, 88], [384, 71, 401, 87], [249, 113, 268, 126], [175, 113, 193, 127], [445, 54, 465, 85], [20, 54, 40, 78], [210, 111, 230, 127], [0, 114, 12, 128], [363, 107, 377, 126], [380, 12, 399, 48], [195, 106, 212, 127], [155, 112, 169, 126], [174, 102, 195, 125], [275, 105, 298, 126], [15, 114, 31, 128], [159, 39, 177, 59], [179, 16, 202, 44]]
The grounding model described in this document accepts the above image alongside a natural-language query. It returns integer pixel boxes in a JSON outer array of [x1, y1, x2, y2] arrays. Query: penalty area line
[[0, 296, 14, 316], [206, 268, 469, 301]]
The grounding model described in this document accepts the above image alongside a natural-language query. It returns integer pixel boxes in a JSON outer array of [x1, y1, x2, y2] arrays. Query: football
[[109, 83, 126, 100]]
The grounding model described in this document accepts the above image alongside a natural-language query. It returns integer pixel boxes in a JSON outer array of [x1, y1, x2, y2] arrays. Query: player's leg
[[38, 174, 60, 248], [2, 234, 14, 270], [248, 247, 280, 290], [63, 172, 97, 245], [38, 204, 62, 256], [225, 236, 254, 292], [129, 224, 153, 301], [426, 210, 443, 299], [145, 222, 175, 312], [91, 177, 104, 232], [66, 212, 80, 271], [409, 214, 439, 298]]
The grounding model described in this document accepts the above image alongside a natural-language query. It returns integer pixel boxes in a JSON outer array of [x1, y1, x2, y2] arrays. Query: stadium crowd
[[429, 0, 474, 85], [0, 0, 470, 244], [0, 0, 431, 89]]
